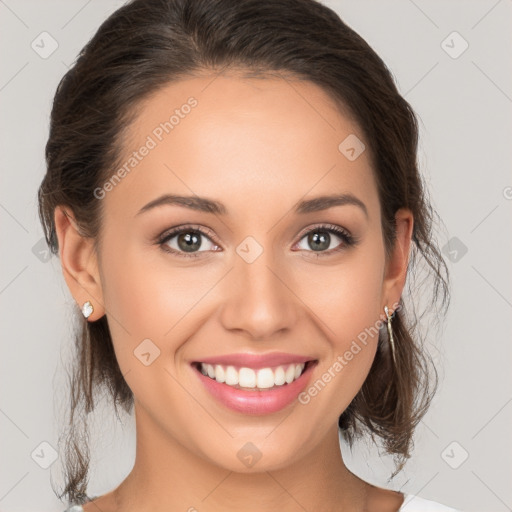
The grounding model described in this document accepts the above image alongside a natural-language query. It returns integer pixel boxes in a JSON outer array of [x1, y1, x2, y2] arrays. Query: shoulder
[[400, 493, 462, 511]]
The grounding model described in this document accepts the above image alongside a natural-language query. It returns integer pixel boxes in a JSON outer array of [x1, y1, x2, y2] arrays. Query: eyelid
[[294, 222, 351, 241], [157, 224, 219, 244]]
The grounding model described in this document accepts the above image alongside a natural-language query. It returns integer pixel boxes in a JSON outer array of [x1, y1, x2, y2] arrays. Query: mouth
[[191, 359, 318, 414], [192, 360, 315, 390]]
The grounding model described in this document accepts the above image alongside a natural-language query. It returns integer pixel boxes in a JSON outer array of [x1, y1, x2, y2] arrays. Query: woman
[[38, 0, 458, 510]]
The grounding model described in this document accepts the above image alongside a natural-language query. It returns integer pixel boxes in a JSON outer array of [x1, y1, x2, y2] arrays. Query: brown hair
[[38, 0, 450, 504]]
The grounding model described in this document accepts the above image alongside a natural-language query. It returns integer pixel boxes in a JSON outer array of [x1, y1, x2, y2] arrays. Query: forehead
[[103, 72, 379, 222]]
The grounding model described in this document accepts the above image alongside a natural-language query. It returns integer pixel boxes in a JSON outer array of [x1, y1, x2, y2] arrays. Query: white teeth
[[274, 366, 285, 386], [256, 368, 275, 389], [285, 364, 296, 384], [214, 364, 225, 383], [239, 367, 256, 388], [225, 365, 239, 386], [199, 362, 307, 389]]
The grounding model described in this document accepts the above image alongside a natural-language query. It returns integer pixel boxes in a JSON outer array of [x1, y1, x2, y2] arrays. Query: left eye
[[295, 226, 352, 253]]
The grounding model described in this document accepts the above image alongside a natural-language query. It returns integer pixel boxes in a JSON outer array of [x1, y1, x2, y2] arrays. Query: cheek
[[99, 237, 221, 365], [292, 242, 385, 408], [296, 246, 385, 344]]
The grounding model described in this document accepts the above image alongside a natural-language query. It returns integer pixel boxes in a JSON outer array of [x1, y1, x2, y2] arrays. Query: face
[[61, 71, 411, 473]]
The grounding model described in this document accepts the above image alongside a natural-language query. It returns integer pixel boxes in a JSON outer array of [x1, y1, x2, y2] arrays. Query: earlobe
[[54, 206, 105, 321], [382, 208, 414, 309]]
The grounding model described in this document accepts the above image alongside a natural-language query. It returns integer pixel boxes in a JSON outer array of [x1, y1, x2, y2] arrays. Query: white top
[[63, 493, 462, 511], [400, 493, 462, 511]]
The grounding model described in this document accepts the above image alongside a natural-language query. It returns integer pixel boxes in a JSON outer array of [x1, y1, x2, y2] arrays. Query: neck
[[113, 404, 369, 512]]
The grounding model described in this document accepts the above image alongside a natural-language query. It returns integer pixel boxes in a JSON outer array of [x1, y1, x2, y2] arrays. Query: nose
[[218, 249, 299, 341]]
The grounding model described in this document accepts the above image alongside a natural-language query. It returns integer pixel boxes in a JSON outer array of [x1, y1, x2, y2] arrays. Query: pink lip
[[193, 361, 317, 415], [195, 352, 314, 369]]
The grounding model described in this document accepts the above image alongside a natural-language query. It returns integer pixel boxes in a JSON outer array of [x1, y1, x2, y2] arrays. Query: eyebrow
[[136, 193, 368, 218]]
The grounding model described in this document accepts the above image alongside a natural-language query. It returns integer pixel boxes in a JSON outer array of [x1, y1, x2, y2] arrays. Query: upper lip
[[193, 352, 316, 369]]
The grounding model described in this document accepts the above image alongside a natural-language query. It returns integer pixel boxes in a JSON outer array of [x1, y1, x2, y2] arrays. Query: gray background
[[0, 1, 511, 511]]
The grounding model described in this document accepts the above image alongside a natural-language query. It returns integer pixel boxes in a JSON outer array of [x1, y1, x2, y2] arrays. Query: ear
[[54, 206, 105, 321], [381, 208, 414, 314]]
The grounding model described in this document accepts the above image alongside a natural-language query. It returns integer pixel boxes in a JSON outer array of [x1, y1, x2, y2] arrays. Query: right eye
[[157, 226, 221, 259]]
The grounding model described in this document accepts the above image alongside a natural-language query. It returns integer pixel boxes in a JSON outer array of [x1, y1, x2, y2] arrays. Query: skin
[[54, 71, 413, 512]]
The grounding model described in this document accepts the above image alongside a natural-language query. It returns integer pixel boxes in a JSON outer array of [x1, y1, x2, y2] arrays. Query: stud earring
[[384, 305, 397, 367], [82, 300, 94, 319]]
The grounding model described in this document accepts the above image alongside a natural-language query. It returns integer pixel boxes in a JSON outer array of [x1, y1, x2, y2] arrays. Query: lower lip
[[193, 363, 316, 415]]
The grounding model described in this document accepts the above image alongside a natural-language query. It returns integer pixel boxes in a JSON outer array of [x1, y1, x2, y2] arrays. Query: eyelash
[[156, 223, 358, 259]]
